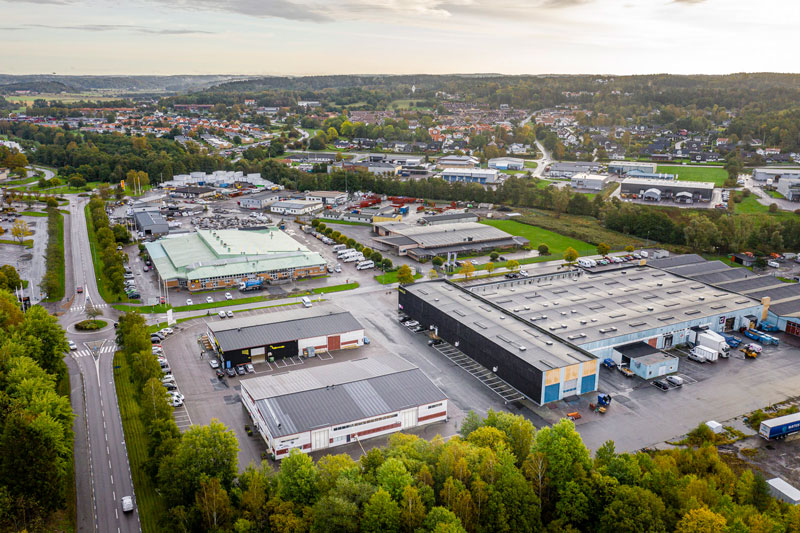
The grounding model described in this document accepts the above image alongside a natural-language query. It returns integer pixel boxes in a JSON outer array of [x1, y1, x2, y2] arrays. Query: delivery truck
[[689, 345, 717, 363], [697, 331, 730, 359], [759, 412, 800, 440]]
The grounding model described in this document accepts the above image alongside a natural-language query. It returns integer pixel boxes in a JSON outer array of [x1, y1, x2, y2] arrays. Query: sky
[[1, 0, 799, 76]]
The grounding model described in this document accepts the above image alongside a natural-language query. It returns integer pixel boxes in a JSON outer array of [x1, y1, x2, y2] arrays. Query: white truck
[[343, 253, 364, 263], [697, 331, 730, 359], [690, 345, 718, 363], [337, 248, 356, 258]]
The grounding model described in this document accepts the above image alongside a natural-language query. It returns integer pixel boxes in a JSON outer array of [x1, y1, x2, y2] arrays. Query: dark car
[[225, 367, 236, 377], [113, 322, 118, 328], [236, 365, 246, 376], [215, 369, 225, 379], [128, 293, 141, 299], [653, 380, 669, 391], [151, 337, 161, 344]]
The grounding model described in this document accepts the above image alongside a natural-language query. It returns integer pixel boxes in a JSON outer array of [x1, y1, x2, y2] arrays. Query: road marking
[[111, 474, 113, 485], [115, 509, 118, 519], [109, 460, 112, 469]]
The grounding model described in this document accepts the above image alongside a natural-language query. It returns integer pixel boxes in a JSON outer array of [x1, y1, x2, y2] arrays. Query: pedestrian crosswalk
[[72, 344, 117, 358], [70, 303, 108, 312]]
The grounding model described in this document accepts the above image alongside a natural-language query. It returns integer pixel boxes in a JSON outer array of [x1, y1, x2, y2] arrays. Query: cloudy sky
[[1, 0, 798, 75]]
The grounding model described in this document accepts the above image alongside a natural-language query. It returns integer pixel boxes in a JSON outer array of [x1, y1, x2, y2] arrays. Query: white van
[[337, 248, 356, 258], [666, 375, 684, 387], [332, 244, 347, 252], [301, 296, 312, 308], [577, 258, 596, 268], [356, 260, 374, 270], [343, 254, 363, 263]]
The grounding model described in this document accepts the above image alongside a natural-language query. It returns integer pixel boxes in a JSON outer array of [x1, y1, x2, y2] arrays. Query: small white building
[[270, 200, 322, 215], [488, 157, 525, 171], [240, 356, 448, 459], [767, 478, 800, 505], [570, 172, 610, 190], [304, 191, 348, 206]]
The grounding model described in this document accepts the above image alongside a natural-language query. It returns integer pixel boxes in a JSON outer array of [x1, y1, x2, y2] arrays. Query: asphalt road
[[61, 197, 140, 533]]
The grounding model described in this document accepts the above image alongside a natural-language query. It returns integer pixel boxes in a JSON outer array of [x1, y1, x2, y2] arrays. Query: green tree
[[531, 419, 591, 493], [599, 485, 666, 533], [400, 485, 427, 532], [370, 251, 383, 264], [158, 420, 239, 506], [11, 219, 32, 245], [459, 261, 475, 279], [563, 247, 579, 264], [597, 242, 610, 256], [397, 264, 415, 284], [68, 174, 86, 189], [381, 258, 393, 270], [15, 305, 69, 375], [432, 256, 444, 267], [311, 494, 358, 533], [490, 252, 500, 261], [485, 262, 495, 274], [506, 259, 520, 271], [624, 245, 635, 252], [423, 507, 465, 533], [278, 449, 319, 505], [376, 457, 413, 500], [537, 243, 550, 256], [361, 488, 401, 533], [684, 215, 720, 254], [195, 476, 232, 532]]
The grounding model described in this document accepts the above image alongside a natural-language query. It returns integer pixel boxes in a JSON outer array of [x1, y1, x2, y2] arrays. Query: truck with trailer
[[759, 412, 800, 440], [697, 331, 730, 358], [691, 345, 718, 362]]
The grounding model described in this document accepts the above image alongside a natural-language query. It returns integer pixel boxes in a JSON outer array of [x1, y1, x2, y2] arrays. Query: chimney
[[761, 296, 771, 321]]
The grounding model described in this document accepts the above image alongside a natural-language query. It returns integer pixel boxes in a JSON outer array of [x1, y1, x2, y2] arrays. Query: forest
[[114, 305, 800, 533], [0, 291, 74, 531]]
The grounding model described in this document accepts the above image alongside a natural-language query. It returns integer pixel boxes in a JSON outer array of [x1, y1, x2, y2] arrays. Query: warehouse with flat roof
[[373, 221, 528, 261], [399, 265, 762, 404], [133, 210, 169, 237], [240, 356, 448, 459], [207, 306, 365, 367], [620, 177, 714, 202], [145, 228, 326, 291]]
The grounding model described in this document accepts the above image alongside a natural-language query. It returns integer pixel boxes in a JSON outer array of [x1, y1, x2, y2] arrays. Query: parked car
[[666, 375, 684, 387], [245, 363, 255, 373], [226, 310, 234, 318], [128, 292, 141, 299], [225, 367, 236, 377], [653, 380, 670, 391], [215, 369, 225, 379], [236, 365, 247, 376], [206, 296, 214, 304], [225, 292, 232, 300], [162, 381, 177, 391], [403, 320, 420, 328], [687, 351, 706, 363], [168, 396, 184, 407], [208, 359, 220, 369], [186, 298, 193, 305], [68, 340, 77, 351], [151, 337, 162, 344], [219, 311, 226, 318], [162, 327, 173, 335]]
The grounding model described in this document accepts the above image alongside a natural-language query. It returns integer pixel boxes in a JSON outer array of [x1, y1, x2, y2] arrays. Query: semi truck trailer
[[759, 412, 800, 440]]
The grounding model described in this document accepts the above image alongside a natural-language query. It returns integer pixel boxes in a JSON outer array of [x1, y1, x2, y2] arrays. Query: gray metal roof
[[615, 341, 660, 358], [241, 357, 446, 438], [647, 254, 705, 269], [758, 284, 800, 304], [420, 212, 478, 223], [666, 260, 733, 277], [690, 268, 751, 285], [768, 300, 800, 318], [209, 307, 363, 352], [134, 210, 168, 230], [716, 276, 784, 294]]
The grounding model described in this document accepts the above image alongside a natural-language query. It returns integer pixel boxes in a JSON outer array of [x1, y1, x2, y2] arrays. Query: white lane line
[[115, 509, 118, 519], [111, 474, 113, 485], [108, 460, 112, 469], [107, 445, 110, 455]]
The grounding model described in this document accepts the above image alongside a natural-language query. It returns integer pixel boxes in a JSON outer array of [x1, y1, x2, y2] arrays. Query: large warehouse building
[[240, 356, 448, 459], [146, 228, 326, 291], [620, 177, 714, 203], [373, 221, 528, 261], [207, 306, 365, 367], [399, 265, 762, 404]]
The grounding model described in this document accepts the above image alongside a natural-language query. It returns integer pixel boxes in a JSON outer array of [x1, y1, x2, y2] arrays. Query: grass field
[[524, 160, 539, 169], [113, 352, 165, 533], [376, 271, 423, 284], [657, 165, 729, 186], [6, 92, 124, 105], [390, 99, 432, 110], [734, 195, 770, 214], [480, 219, 596, 256], [317, 218, 370, 226], [44, 209, 65, 301], [766, 190, 785, 199], [18, 210, 48, 217], [0, 238, 33, 248]]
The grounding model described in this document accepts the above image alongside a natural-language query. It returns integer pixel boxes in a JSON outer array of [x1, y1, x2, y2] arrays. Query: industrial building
[[372, 221, 527, 261], [207, 306, 365, 366], [625, 169, 676, 180], [611, 342, 678, 380], [304, 191, 348, 206], [269, 200, 322, 215], [418, 212, 479, 225], [620, 177, 714, 203], [546, 162, 602, 178], [399, 265, 762, 404], [608, 161, 657, 175], [172, 186, 216, 199], [488, 157, 525, 171], [752, 168, 800, 182], [570, 173, 610, 190], [238, 191, 281, 210], [440, 168, 500, 185], [437, 155, 479, 168], [162, 171, 280, 190], [647, 254, 800, 337], [775, 176, 800, 202], [240, 356, 447, 459], [145, 228, 326, 291], [133, 210, 169, 237]]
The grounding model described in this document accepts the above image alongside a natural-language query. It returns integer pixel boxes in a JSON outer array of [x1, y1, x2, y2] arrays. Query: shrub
[[537, 243, 550, 256], [768, 203, 778, 213], [75, 319, 107, 331]]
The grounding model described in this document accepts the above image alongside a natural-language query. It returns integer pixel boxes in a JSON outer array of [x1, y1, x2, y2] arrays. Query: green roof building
[[145, 228, 326, 291]]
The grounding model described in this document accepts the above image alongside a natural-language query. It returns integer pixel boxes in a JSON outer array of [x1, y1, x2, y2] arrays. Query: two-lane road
[[63, 197, 140, 533]]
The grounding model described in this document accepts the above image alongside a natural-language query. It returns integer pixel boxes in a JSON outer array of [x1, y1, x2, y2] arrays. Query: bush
[[537, 243, 550, 255], [768, 203, 778, 213], [75, 319, 108, 331]]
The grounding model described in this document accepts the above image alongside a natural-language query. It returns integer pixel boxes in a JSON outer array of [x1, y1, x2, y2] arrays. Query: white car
[[206, 296, 214, 304], [226, 310, 234, 318], [168, 391, 184, 402], [403, 320, 420, 328], [162, 327, 174, 335], [186, 298, 193, 306], [225, 292, 232, 300], [121, 496, 134, 513], [219, 310, 226, 318], [168, 396, 184, 407], [767, 260, 780, 268], [68, 340, 78, 351]]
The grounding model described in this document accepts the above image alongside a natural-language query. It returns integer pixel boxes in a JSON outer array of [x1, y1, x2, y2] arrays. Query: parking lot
[[0, 212, 49, 302]]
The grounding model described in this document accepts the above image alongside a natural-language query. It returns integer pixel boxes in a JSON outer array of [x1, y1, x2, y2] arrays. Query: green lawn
[[480, 219, 596, 256], [376, 271, 423, 285], [766, 190, 785, 199], [113, 352, 166, 533], [85, 204, 137, 303], [313, 282, 359, 294], [18, 210, 48, 217], [0, 238, 33, 248], [317, 218, 370, 226], [657, 165, 728, 186], [524, 160, 538, 169], [734, 195, 770, 214]]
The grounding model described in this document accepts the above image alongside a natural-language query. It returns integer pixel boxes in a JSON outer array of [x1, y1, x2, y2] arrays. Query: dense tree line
[[0, 292, 73, 530], [40, 207, 65, 300], [0, 121, 228, 184], [87, 197, 127, 297]]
